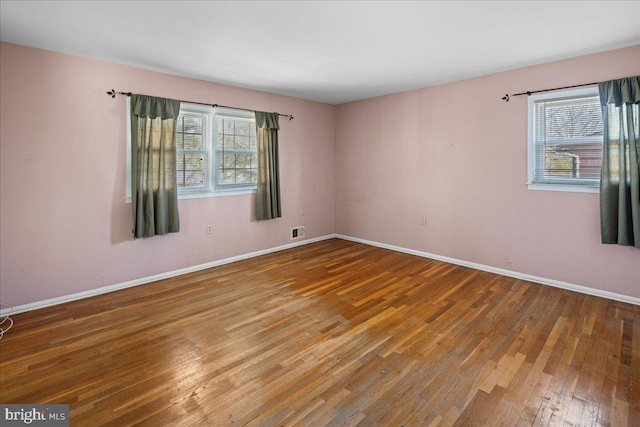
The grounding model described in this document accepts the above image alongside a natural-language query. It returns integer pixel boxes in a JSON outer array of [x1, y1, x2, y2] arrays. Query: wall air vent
[[291, 226, 305, 239]]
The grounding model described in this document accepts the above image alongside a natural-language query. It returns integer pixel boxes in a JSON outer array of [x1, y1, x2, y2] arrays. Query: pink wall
[[335, 45, 640, 299], [0, 42, 336, 307], [2, 42, 638, 309]]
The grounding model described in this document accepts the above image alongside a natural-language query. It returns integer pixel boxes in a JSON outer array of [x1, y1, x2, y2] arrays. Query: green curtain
[[255, 111, 281, 220], [130, 94, 181, 238], [599, 76, 640, 248]]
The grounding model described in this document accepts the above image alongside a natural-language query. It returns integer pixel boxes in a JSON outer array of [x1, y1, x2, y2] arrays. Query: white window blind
[[215, 114, 257, 189], [176, 112, 208, 189], [528, 88, 603, 191], [174, 105, 257, 196]]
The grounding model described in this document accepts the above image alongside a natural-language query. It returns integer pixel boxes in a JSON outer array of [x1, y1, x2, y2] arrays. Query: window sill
[[527, 183, 599, 194], [179, 188, 256, 200], [125, 188, 256, 203]]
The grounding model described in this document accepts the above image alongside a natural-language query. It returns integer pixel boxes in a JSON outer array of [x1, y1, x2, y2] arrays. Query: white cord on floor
[[0, 303, 14, 340]]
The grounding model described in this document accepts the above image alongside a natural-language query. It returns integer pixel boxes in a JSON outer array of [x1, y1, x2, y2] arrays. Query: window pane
[[183, 133, 203, 150], [216, 114, 257, 188], [235, 135, 250, 149], [223, 153, 236, 168], [533, 94, 603, 184], [172, 107, 261, 194], [183, 116, 203, 133], [236, 171, 252, 183], [537, 97, 603, 141], [235, 153, 252, 168], [219, 170, 235, 184], [176, 153, 204, 187], [184, 170, 204, 187], [541, 143, 603, 180], [235, 121, 251, 135], [177, 115, 205, 151], [222, 135, 235, 150], [176, 110, 207, 190]]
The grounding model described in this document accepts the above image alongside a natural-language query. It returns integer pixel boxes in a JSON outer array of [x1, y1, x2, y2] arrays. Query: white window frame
[[527, 87, 602, 193], [126, 100, 257, 202], [175, 104, 211, 195], [211, 107, 258, 193]]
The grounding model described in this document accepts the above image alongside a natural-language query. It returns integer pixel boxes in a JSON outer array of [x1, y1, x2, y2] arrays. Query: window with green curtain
[[130, 94, 181, 238], [598, 76, 640, 248]]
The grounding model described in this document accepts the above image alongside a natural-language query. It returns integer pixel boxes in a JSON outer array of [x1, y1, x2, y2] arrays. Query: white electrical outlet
[[207, 225, 213, 234], [420, 216, 427, 226]]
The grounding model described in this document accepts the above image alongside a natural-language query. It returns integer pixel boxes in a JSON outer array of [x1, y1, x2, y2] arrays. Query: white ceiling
[[1, 1, 639, 104]]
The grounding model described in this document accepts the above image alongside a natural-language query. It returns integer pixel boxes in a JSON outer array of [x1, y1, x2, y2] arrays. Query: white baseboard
[[335, 234, 640, 306], [0, 234, 338, 316], [3, 233, 637, 316]]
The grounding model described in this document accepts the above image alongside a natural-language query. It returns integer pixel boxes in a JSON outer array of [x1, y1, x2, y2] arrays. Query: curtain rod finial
[[107, 89, 116, 98], [502, 94, 510, 102]]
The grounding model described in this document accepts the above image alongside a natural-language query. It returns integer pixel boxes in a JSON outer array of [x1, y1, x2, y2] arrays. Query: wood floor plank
[[0, 239, 638, 426]]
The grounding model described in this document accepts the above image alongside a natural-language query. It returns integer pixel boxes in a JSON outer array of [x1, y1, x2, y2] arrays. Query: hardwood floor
[[1, 239, 638, 426]]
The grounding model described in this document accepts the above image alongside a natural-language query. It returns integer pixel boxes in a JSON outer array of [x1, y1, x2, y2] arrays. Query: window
[[177, 104, 257, 196], [528, 88, 603, 193], [126, 102, 257, 201], [176, 111, 208, 190], [215, 112, 257, 189]]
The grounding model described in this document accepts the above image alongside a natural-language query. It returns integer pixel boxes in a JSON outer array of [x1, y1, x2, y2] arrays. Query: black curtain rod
[[106, 89, 294, 120], [501, 81, 598, 102]]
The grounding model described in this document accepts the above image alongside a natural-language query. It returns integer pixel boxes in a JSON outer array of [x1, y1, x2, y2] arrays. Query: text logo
[[1, 405, 69, 426]]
